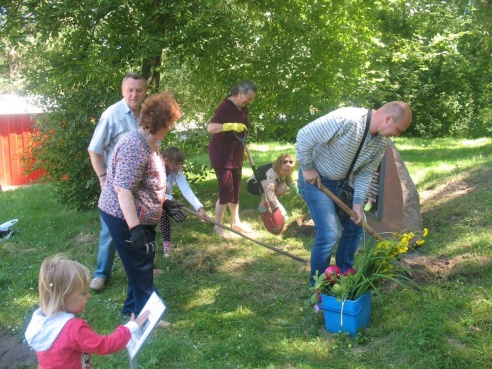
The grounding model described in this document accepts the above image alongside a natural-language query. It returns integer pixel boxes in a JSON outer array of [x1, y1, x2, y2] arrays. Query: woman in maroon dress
[[207, 80, 257, 238]]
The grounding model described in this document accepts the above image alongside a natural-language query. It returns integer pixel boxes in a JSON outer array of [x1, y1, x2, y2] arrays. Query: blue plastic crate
[[318, 291, 371, 337]]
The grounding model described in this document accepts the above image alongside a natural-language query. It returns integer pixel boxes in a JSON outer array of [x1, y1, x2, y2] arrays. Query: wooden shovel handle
[[181, 207, 308, 264], [319, 184, 383, 241]]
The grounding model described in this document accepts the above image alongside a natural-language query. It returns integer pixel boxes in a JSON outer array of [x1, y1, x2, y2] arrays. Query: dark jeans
[[100, 210, 158, 315], [298, 169, 363, 286]]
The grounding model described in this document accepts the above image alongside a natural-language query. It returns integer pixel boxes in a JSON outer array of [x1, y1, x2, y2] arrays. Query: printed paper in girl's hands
[[127, 292, 166, 360]]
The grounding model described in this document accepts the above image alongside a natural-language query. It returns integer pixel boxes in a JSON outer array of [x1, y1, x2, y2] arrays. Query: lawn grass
[[0, 137, 491, 368]]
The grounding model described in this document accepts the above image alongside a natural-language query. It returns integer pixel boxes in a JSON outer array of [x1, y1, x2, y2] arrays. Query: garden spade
[[234, 131, 285, 235]]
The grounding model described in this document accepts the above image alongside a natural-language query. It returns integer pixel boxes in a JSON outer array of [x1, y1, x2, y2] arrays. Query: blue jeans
[[93, 215, 116, 279], [100, 211, 159, 316], [298, 169, 363, 285]]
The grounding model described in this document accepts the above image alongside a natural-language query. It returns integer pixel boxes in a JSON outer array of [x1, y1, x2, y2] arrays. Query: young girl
[[159, 146, 207, 256], [25, 254, 149, 369], [246, 153, 298, 219]]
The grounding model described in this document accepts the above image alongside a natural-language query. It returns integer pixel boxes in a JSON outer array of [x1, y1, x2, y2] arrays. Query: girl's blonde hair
[[38, 254, 91, 316], [272, 153, 296, 180]]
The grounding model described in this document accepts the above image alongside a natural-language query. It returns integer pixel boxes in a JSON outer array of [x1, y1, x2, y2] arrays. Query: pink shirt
[[34, 318, 131, 369]]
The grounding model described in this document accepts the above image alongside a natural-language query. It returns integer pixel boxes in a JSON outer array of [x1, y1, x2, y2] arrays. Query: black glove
[[128, 224, 156, 253], [162, 200, 187, 222]]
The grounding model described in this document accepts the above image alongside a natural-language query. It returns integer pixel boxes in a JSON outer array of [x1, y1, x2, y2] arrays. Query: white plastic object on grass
[[0, 219, 18, 231]]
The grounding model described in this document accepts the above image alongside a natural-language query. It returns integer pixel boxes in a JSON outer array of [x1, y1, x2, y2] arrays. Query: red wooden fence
[[0, 113, 43, 187]]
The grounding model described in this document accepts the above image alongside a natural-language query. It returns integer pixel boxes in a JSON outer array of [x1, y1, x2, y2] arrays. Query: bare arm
[[115, 186, 139, 228], [88, 149, 107, 188], [207, 122, 224, 134]]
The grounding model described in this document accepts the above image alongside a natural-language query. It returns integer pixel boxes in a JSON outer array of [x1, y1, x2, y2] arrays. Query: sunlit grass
[[0, 137, 491, 368]]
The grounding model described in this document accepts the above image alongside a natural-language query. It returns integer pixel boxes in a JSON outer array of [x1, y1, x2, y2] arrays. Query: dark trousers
[[100, 210, 158, 315]]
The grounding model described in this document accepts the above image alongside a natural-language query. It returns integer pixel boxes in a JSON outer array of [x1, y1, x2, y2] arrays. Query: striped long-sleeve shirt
[[296, 107, 389, 204]]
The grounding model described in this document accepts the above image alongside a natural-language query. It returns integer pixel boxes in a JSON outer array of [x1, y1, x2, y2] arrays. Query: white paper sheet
[[126, 292, 166, 360]]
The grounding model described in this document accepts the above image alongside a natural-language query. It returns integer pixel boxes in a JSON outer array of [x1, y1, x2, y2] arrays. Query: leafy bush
[[30, 89, 115, 210]]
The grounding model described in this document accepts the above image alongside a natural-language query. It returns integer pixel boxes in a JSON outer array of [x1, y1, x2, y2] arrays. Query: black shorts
[[247, 178, 262, 196]]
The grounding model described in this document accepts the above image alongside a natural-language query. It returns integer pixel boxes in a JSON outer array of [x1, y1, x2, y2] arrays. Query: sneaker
[[157, 320, 171, 329], [163, 241, 174, 257], [89, 277, 106, 291]]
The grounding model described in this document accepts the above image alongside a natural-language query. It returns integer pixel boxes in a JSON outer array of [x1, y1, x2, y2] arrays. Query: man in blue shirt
[[87, 72, 147, 290]]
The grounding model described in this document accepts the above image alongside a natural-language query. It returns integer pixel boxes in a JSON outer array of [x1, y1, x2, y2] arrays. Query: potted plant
[[308, 229, 428, 336]]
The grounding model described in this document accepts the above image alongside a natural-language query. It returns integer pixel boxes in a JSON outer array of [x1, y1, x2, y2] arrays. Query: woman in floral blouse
[[98, 92, 185, 328]]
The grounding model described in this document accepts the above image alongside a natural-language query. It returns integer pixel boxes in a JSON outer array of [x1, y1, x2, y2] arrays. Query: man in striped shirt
[[296, 101, 412, 285]]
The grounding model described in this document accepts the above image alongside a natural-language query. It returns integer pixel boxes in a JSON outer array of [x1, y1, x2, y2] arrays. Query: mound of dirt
[[0, 331, 37, 369]]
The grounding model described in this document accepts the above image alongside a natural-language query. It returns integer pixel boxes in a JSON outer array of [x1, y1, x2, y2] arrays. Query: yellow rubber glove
[[222, 123, 247, 132]]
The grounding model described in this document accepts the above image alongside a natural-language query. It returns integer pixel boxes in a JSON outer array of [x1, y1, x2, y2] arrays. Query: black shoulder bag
[[335, 110, 372, 217]]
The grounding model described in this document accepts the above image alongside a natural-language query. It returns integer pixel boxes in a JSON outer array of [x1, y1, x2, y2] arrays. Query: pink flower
[[324, 266, 342, 285], [325, 265, 341, 275], [343, 268, 356, 276]]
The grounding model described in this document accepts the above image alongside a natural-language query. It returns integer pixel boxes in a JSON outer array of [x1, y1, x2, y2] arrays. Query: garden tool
[[319, 184, 383, 241], [181, 207, 308, 264], [234, 131, 285, 235]]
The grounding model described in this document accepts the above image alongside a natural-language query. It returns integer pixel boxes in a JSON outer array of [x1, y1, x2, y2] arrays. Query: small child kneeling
[[25, 254, 149, 369], [159, 146, 207, 256]]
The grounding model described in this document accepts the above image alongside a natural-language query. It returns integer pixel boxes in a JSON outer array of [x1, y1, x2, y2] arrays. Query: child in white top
[[159, 146, 207, 256], [25, 254, 149, 369]]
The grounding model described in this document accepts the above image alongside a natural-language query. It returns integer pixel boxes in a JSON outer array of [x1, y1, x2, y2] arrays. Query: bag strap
[[343, 109, 372, 181]]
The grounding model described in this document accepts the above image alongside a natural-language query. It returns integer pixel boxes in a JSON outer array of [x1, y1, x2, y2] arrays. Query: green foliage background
[[1, 0, 491, 209]]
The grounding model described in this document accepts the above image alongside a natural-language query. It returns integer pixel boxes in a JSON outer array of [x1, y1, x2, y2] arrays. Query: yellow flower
[[423, 228, 429, 237], [416, 239, 425, 246]]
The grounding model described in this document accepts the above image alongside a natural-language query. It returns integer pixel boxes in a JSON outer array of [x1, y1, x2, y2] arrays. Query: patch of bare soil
[[404, 167, 492, 285], [400, 252, 492, 285], [0, 331, 37, 369], [284, 215, 315, 237], [419, 167, 492, 210]]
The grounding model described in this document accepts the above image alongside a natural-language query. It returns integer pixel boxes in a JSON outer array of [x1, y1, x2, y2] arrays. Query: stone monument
[[365, 141, 423, 236]]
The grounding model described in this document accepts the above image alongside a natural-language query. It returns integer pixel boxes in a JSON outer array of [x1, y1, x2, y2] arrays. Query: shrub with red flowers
[[308, 229, 428, 305]]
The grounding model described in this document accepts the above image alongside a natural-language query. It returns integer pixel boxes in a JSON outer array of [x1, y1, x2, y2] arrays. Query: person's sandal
[[213, 225, 230, 239], [157, 320, 171, 329], [231, 222, 254, 233]]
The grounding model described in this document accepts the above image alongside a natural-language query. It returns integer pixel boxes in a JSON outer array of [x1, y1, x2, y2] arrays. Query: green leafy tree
[[357, 0, 491, 137], [1, 0, 490, 209]]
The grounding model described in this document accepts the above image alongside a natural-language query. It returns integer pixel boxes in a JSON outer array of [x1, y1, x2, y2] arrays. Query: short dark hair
[[229, 80, 257, 97], [163, 146, 185, 163], [122, 72, 146, 87], [381, 101, 407, 123], [139, 92, 182, 134]]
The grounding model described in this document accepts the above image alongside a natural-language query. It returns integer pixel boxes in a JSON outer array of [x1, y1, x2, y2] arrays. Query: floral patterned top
[[98, 129, 166, 225]]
